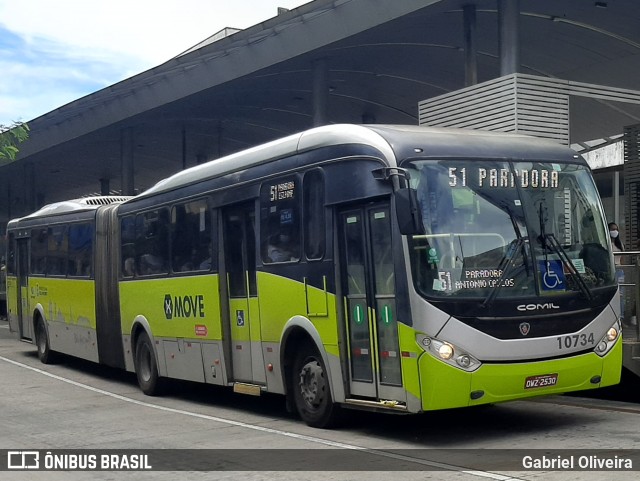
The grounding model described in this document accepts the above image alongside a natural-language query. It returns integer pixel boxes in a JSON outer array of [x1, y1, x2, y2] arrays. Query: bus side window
[[171, 203, 192, 271], [260, 176, 301, 264], [47, 225, 68, 276], [31, 228, 48, 275], [6, 233, 15, 275], [68, 223, 93, 277], [121, 215, 136, 278], [303, 169, 325, 261], [136, 209, 169, 276], [171, 199, 213, 273]]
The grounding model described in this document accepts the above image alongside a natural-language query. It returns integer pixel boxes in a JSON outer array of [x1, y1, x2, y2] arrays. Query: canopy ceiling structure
[[2, 0, 640, 225]]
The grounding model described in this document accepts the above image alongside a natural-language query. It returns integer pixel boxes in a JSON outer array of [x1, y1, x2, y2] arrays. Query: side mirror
[[395, 188, 425, 235]]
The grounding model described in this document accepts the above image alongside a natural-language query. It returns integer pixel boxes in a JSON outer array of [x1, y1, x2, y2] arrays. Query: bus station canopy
[[3, 0, 640, 219]]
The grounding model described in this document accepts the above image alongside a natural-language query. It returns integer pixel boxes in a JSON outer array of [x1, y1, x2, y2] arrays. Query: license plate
[[524, 373, 558, 389]]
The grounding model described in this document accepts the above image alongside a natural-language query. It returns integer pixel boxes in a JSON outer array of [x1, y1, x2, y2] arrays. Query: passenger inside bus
[[123, 257, 135, 277], [267, 231, 295, 262], [139, 253, 165, 275], [195, 240, 213, 271]]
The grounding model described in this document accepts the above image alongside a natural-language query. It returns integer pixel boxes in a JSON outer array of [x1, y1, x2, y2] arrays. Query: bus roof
[[136, 124, 584, 200], [366, 125, 584, 165], [136, 124, 397, 199], [8, 196, 132, 226]]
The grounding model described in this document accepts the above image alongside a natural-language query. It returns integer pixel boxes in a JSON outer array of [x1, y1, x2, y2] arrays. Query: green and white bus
[[5, 124, 622, 427]]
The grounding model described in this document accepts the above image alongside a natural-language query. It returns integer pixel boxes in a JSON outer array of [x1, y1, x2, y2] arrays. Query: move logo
[[164, 294, 205, 319]]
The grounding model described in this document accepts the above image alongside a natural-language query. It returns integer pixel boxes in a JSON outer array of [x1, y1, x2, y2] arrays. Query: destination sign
[[269, 181, 295, 202], [448, 167, 559, 189], [433, 269, 515, 292]]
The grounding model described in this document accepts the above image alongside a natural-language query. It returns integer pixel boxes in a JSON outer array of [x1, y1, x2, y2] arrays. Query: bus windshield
[[405, 159, 615, 300]]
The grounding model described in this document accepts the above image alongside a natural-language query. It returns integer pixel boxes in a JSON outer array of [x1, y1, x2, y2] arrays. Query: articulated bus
[[5, 124, 622, 427]]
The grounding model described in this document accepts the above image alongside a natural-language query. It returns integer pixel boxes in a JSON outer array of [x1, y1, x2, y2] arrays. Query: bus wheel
[[292, 345, 338, 428], [134, 332, 162, 396], [35, 318, 56, 364]]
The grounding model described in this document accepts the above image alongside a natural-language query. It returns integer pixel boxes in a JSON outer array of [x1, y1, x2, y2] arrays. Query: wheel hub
[[299, 360, 325, 407]]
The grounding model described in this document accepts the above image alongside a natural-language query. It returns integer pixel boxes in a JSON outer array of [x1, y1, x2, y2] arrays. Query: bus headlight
[[606, 327, 618, 342], [437, 342, 454, 360], [416, 334, 481, 372], [594, 321, 621, 357]]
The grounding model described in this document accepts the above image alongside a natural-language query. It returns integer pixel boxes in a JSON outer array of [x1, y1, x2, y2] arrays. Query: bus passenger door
[[221, 202, 266, 385], [338, 203, 404, 401], [16, 239, 32, 340]]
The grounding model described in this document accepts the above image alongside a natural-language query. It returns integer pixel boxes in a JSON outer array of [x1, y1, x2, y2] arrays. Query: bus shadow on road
[[20, 348, 296, 421], [339, 402, 596, 446], [20, 349, 140, 388], [17, 349, 603, 444]]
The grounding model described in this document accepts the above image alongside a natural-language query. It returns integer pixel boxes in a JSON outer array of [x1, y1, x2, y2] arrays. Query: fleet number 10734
[[556, 332, 595, 350]]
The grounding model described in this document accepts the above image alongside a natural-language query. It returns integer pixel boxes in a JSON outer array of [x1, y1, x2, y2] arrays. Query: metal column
[[100, 178, 110, 196], [120, 128, 135, 196], [463, 4, 478, 86], [24, 162, 36, 212], [614, 170, 620, 227], [498, 0, 520, 76]]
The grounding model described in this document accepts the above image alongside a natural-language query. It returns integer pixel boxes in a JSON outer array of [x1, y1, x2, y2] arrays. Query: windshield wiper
[[482, 237, 525, 308], [507, 205, 531, 276], [482, 205, 530, 309], [538, 202, 592, 300], [542, 233, 592, 300]]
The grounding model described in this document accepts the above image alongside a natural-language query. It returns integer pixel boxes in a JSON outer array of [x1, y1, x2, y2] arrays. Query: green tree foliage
[[0, 121, 30, 163]]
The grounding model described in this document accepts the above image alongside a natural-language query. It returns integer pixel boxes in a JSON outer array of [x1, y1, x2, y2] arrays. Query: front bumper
[[417, 337, 622, 411]]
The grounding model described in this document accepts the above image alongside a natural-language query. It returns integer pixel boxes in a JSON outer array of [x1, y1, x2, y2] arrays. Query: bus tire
[[35, 318, 57, 364], [291, 344, 339, 428], [134, 332, 163, 396]]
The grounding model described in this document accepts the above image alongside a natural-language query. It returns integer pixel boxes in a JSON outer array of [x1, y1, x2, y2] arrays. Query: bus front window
[[404, 159, 615, 300]]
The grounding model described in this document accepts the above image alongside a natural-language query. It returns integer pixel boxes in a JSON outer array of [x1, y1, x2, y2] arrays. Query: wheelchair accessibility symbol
[[539, 260, 565, 291]]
